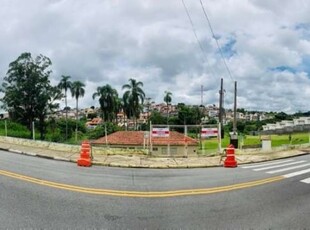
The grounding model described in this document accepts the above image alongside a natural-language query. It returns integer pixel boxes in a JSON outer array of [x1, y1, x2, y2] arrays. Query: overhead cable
[[199, 0, 235, 81], [181, 0, 214, 72]]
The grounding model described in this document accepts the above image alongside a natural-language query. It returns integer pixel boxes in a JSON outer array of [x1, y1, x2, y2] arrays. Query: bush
[[50, 118, 87, 140], [87, 122, 121, 140], [0, 120, 31, 138]]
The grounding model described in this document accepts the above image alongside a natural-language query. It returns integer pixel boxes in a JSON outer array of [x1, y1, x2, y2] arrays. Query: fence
[[150, 123, 221, 157]]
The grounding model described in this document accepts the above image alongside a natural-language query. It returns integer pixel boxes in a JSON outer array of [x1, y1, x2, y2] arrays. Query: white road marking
[[254, 161, 306, 171], [266, 163, 310, 174], [283, 168, 310, 178], [241, 159, 294, 169], [300, 178, 310, 184]]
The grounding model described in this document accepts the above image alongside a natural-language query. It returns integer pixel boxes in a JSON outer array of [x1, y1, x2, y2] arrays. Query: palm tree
[[58, 75, 72, 140], [144, 97, 152, 122], [164, 91, 172, 124], [92, 84, 119, 122], [71, 81, 85, 141], [122, 78, 145, 129], [114, 97, 123, 124]]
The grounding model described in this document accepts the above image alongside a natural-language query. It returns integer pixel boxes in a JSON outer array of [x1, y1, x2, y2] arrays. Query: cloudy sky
[[1, 0, 310, 113]]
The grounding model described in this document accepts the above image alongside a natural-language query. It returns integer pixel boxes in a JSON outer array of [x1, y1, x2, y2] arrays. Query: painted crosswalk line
[[300, 177, 310, 184], [242, 158, 310, 185], [241, 159, 294, 169], [283, 168, 310, 178], [266, 163, 310, 174], [253, 160, 306, 171]]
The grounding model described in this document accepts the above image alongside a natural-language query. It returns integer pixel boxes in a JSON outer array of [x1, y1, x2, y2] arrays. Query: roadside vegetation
[[1, 52, 310, 152], [200, 132, 310, 155]]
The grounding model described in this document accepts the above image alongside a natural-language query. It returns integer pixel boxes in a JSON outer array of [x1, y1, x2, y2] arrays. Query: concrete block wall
[[0, 136, 148, 155], [92, 146, 148, 155], [0, 136, 79, 153]]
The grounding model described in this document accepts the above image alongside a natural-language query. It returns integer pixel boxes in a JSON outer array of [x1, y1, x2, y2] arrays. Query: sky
[[1, 0, 310, 113]]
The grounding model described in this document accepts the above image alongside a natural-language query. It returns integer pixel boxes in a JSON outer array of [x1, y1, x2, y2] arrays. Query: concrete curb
[[238, 151, 310, 165], [1, 147, 309, 169], [1, 147, 76, 163]]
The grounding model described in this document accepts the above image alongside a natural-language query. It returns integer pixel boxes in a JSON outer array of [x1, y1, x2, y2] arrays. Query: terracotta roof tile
[[92, 131, 198, 146]]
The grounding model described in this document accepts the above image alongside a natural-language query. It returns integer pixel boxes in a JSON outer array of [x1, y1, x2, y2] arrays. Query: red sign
[[152, 128, 170, 137], [201, 128, 218, 137]]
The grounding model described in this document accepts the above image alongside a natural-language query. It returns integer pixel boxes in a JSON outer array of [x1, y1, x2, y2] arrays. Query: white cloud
[[1, 0, 310, 113]]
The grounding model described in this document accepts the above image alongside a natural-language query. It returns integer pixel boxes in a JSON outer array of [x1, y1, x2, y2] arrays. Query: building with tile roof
[[85, 117, 103, 129], [92, 131, 199, 157]]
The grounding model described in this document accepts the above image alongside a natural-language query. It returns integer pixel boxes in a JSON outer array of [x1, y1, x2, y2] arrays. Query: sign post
[[201, 127, 218, 138], [151, 127, 170, 137], [218, 123, 222, 153], [152, 127, 170, 155]]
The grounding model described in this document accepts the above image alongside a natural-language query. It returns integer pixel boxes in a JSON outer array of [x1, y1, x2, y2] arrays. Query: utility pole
[[230, 81, 238, 148], [145, 97, 152, 123], [233, 81, 237, 133], [219, 78, 224, 138]]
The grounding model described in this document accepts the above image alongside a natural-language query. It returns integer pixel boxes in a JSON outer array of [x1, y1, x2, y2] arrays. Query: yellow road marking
[[0, 169, 284, 198]]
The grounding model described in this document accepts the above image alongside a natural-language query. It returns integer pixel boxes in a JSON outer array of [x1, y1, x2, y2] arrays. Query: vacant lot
[[200, 133, 310, 155]]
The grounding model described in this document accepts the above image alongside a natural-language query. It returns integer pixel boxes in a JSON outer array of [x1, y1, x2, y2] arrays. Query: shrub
[[87, 122, 121, 140], [0, 120, 31, 138]]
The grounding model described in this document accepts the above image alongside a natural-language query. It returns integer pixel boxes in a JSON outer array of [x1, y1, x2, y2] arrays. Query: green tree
[[114, 97, 123, 123], [164, 91, 172, 124], [177, 105, 202, 125], [149, 111, 166, 125], [71, 81, 85, 141], [275, 112, 291, 121], [0, 52, 58, 139], [122, 78, 145, 128], [237, 108, 246, 113], [92, 84, 118, 122], [87, 122, 121, 140], [37, 86, 62, 139], [164, 91, 172, 105], [58, 75, 72, 140], [87, 112, 98, 120]]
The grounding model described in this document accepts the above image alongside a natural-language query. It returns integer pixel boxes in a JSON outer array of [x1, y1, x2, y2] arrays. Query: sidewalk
[[0, 140, 309, 168]]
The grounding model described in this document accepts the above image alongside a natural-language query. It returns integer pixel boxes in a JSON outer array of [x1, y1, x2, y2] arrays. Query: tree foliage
[[87, 122, 121, 140], [58, 75, 72, 108], [122, 78, 145, 120], [177, 104, 203, 125], [164, 91, 172, 105], [71, 81, 85, 140], [149, 111, 166, 124], [58, 75, 72, 139], [92, 84, 118, 122], [1, 52, 60, 139]]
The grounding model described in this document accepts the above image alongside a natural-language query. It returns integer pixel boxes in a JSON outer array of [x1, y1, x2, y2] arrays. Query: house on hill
[[85, 117, 103, 129], [92, 131, 199, 157]]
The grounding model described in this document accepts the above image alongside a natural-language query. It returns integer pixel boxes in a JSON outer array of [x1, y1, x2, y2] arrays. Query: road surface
[[0, 150, 309, 229]]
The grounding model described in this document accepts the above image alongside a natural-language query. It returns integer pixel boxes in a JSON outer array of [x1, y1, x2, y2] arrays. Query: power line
[[181, 0, 206, 60], [199, 0, 235, 82], [181, 0, 211, 68]]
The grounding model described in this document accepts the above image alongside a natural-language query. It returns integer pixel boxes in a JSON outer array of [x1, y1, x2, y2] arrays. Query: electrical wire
[[199, 0, 235, 82], [181, 0, 206, 60], [181, 0, 214, 72]]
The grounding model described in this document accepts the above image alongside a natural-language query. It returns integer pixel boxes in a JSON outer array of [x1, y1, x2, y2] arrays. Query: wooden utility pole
[[219, 78, 224, 138], [230, 81, 238, 148], [233, 81, 237, 133], [219, 79, 223, 123]]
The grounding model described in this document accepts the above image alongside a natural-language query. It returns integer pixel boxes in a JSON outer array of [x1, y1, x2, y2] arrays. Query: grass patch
[[199, 132, 310, 155], [271, 133, 309, 147]]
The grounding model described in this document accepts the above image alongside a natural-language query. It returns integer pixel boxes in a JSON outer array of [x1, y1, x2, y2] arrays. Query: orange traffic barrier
[[224, 144, 237, 168], [77, 140, 92, 167]]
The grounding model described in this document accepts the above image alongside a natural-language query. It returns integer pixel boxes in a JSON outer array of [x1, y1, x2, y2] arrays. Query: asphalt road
[[1, 150, 310, 229]]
